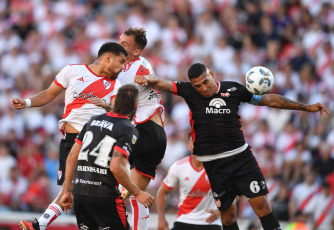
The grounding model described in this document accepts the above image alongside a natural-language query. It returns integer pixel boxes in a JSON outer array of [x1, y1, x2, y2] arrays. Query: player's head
[[118, 27, 147, 62], [114, 84, 139, 121], [97, 42, 128, 79], [188, 63, 217, 98]]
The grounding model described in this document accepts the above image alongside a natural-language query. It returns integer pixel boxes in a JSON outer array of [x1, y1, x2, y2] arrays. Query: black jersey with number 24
[[173, 81, 253, 156], [73, 112, 139, 198]]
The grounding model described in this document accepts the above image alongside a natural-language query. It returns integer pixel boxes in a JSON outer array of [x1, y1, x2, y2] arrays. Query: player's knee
[[250, 196, 272, 217]]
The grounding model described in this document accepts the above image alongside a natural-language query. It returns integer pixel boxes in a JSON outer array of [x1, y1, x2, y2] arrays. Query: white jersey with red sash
[[55, 64, 121, 133], [291, 182, 321, 214], [163, 156, 221, 226], [309, 192, 334, 229], [118, 57, 164, 124]]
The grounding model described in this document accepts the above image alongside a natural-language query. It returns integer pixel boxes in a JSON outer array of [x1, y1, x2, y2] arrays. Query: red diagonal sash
[[299, 187, 321, 211], [63, 78, 115, 118], [177, 171, 210, 218], [314, 196, 334, 228]]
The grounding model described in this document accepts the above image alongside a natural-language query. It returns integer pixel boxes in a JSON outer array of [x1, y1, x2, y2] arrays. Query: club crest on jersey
[[58, 171, 62, 180], [103, 80, 111, 90], [215, 199, 221, 208]]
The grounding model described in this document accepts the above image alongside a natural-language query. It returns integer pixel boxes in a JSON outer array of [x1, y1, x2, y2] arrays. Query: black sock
[[223, 222, 239, 230], [259, 212, 281, 230]]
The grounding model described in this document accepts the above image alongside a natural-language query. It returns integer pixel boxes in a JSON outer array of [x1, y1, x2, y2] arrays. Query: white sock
[[130, 196, 149, 230], [38, 204, 62, 229]]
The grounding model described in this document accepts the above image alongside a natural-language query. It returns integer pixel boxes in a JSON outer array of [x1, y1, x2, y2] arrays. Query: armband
[[249, 95, 262, 105]]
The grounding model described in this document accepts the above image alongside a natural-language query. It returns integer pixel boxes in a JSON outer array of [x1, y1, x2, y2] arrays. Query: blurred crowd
[[0, 0, 333, 229]]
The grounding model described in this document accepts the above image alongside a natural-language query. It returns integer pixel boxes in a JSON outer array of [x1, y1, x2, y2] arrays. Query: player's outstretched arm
[[134, 75, 174, 94], [110, 151, 154, 208], [258, 94, 330, 117], [156, 185, 171, 230], [60, 142, 82, 214], [11, 82, 63, 109]]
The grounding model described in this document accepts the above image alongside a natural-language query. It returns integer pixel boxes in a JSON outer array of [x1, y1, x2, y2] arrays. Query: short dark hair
[[188, 63, 207, 79], [114, 84, 139, 121], [97, 42, 128, 58], [123, 27, 147, 50]]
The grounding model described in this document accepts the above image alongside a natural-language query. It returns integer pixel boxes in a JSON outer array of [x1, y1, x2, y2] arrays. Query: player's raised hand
[[158, 217, 170, 230], [205, 209, 220, 223], [306, 103, 330, 117], [88, 97, 110, 110], [10, 97, 26, 110], [134, 190, 154, 208], [60, 191, 73, 214], [134, 75, 149, 86]]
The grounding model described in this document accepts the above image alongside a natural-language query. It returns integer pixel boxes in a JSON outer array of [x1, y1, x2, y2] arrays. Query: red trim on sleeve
[[75, 138, 82, 145], [111, 95, 116, 99], [172, 82, 178, 95], [114, 146, 129, 159], [54, 79, 65, 88], [162, 181, 174, 190], [134, 167, 154, 180]]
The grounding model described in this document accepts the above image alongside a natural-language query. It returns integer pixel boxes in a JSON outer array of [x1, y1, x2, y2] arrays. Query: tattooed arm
[[258, 94, 330, 116], [135, 75, 174, 94]]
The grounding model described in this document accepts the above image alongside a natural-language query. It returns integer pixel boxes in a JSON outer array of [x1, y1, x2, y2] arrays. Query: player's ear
[[209, 69, 214, 79], [133, 48, 141, 57]]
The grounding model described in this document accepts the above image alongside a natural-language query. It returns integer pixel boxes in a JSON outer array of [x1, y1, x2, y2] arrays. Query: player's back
[[73, 112, 138, 198]]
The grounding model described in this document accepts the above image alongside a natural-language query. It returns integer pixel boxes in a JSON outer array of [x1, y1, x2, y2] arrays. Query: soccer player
[[60, 84, 154, 230], [156, 136, 222, 230], [90, 27, 167, 230], [13, 42, 128, 230], [134, 63, 329, 230]]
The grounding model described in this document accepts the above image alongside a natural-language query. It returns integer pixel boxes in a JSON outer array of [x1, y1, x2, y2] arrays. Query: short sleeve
[[162, 163, 179, 189], [75, 123, 88, 145], [113, 125, 139, 159], [173, 81, 192, 98], [111, 80, 122, 99], [236, 82, 254, 103], [54, 65, 72, 88]]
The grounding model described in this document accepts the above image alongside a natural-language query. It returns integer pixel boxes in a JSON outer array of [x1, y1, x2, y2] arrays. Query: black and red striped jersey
[[172, 81, 254, 157], [72, 112, 139, 198]]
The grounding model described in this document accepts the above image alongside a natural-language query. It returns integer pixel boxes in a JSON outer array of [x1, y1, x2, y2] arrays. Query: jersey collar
[[124, 57, 140, 72], [215, 81, 221, 94], [107, 112, 128, 119]]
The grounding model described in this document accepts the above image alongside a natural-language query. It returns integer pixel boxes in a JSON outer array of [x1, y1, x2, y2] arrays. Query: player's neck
[[125, 55, 140, 65], [191, 155, 203, 170]]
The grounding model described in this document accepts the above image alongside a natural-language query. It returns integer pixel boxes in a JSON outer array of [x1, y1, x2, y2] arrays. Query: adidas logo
[[77, 77, 84, 82], [184, 177, 190, 181]]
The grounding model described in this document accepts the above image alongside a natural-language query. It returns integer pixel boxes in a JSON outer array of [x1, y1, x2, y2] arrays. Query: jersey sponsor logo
[[77, 77, 84, 82], [77, 178, 102, 186], [91, 120, 114, 131], [103, 80, 111, 90], [206, 98, 230, 114], [77, 165, 107, 175], [221, 92, 230, 97], [227, 87, 237, 92], [250, 181, 261, 193], [73, 92, 106, 103]]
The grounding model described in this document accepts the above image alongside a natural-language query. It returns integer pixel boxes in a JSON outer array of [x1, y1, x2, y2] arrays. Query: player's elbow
[[109, 161, 120, 174]]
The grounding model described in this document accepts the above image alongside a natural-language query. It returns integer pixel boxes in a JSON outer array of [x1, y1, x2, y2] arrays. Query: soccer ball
[[245, 66, 274, 95]]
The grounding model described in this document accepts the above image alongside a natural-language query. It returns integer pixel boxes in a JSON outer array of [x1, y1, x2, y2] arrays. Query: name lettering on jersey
[[206, 98, 231, 114], [77, 165, 107, 175], [91, 120, 114, 131]]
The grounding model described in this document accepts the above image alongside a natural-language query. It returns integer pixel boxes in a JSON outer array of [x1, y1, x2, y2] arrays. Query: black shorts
[[172, 222, 222, 230], [203, 147, 268, 211], [129, 120, 166, 179], [58, 133, 77, 185], [74, 194, 129, 230]]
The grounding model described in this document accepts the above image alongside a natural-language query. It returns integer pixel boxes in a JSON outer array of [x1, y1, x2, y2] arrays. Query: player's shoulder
[[175, 156, 190, 165]]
